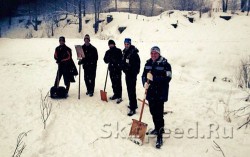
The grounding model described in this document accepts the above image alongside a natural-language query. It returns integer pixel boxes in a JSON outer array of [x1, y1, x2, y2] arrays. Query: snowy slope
[[0, 11, 250, 157]]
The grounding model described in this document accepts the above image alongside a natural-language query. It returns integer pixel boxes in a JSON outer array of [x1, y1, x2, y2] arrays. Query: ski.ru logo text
[[100, 122, 234, 140]]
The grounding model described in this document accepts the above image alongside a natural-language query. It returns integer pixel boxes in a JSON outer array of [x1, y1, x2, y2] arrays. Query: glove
[[78, 60, 82, 65], [147, 72, 153, 81], [144, 82, 149, 89]]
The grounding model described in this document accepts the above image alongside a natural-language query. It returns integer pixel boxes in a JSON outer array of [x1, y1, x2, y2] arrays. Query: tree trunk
[[139, 0, 142, 14], [74, 0, 77, 15], [83, 0, 86, 17], [222, 0, 229, 12], [78, 0, 82, 33], [34, 0, 38, 31], [199, 0, 204, 18], [129, 0, 132, 13], [93, 0, 101, 33], [151, 0, 155, 16], [248, 0, 250, 15], [115, 0, 117, 11], [225, 0, 228, 11], [51, 22, 54, 36], [66, 1, 68, 16]]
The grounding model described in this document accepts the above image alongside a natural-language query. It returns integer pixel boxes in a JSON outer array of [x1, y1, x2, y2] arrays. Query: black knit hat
[[84, 34, 90, 41], [59, 36, 65, 42], [108, 40, 115, 45]]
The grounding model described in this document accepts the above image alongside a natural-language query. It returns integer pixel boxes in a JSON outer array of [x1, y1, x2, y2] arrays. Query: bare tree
[[12, 130, 31, 157], [139, 0, 143, 14], [40, 90, 52, 129], [83, 0, 86, 16], [222, 0, 229, 12], [237, 57, 250, 88], [151, 0, 155, 16], [93, 0, 102, 33], [213, 141, 226, 157], [129, 0, 132, 12], [34, 0, 38, 31], [230, 0, 238, 14], [196, 0, 210, 18], [248, 0, 250, 15], [78, 0, 82, 33], [170, 0, 196, 11], [115, 0, 118, 11]]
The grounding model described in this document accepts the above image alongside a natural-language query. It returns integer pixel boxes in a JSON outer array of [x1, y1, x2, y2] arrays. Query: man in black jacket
[[104, 40, 123, 104], [54, 36, 72, 94], [78, 34, 98, 97], [122, 38, 140, 116], [142, 46, 172, 149]]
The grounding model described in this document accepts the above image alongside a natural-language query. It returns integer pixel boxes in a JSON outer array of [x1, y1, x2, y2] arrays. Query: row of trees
[[1, 0, 250, 35], [1, 0, 250, 18]]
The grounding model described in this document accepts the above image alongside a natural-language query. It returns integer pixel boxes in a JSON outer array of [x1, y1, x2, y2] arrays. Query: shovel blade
[[100, 90, 108, 102], [128, 119, 147, 145]]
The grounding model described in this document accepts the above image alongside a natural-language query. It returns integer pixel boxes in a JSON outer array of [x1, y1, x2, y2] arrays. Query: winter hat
[[84, 34, 90, 41], [124, 38, 131, 45], [59, 36, 65, 42], [150, 46, 160, 54], [108, 40, 115, 45]]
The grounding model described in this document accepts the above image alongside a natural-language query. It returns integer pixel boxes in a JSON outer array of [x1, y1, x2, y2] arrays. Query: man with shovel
[[141, 46, 172, 149], [104, 40, 123, 104]]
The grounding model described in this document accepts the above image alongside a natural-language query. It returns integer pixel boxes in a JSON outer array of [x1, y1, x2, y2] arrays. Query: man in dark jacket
[[78, 34, 98, 97], [122, 38, 140, 116], [54, 36, 72, 95], [142, 46, 172, 149], [104, 40, 123, 104]]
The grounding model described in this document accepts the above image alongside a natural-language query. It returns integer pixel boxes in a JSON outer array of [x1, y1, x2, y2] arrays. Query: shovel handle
[[138, 79, 150, 122], [103, 68, 109, 91], [78, 64, 81, 99]]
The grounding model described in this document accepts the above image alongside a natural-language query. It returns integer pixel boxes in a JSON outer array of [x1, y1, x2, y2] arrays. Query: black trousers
[[125, 74, 138, 110], [110, 70, 122, 98], [83, 65, 97, 94], [54, 64, 70, 91], [148, 100, 164, 134]]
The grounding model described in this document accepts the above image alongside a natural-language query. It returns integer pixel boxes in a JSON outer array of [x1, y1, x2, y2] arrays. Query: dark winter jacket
[[104, 46, 122, 72], [121, 45, 140, 76], [79, 44, 98, 69], [54, 44, 78, 82], [54, 44, 71, 63], [142, 56, 172, 102]]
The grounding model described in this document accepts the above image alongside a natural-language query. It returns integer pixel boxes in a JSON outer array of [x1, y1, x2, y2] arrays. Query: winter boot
[[127, 109, 136, 116], [156, 134, 163, 149], [116, 98, 123, 104], [109, 95, 117, 100], [146, 129, 158, 135]]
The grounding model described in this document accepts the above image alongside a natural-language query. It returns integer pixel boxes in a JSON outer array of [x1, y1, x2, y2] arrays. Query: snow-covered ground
[[0, 11, 250, 157]]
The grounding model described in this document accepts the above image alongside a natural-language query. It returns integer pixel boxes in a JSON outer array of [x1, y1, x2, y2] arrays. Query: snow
[[0, 10, 250, 157]]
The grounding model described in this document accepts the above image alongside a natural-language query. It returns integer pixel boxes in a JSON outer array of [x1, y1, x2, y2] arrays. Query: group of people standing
[[53, 34, 172, 148]]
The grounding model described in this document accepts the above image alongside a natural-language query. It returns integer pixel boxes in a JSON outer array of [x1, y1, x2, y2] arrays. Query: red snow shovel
[[128, 73, 152, 145], [100, 68, 109, 102]]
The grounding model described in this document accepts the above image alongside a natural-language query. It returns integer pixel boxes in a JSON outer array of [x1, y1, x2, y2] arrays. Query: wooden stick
[[78, 64, 81, 99]]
